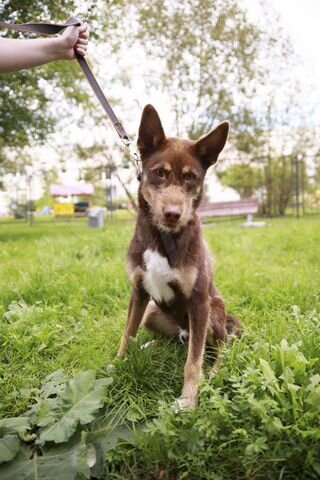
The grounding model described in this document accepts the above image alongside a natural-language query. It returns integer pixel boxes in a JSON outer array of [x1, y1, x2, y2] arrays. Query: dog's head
[[137, 104, 229, 233]]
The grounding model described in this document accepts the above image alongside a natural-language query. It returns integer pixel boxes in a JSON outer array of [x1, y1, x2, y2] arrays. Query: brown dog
[[117, 105, 241, 409]]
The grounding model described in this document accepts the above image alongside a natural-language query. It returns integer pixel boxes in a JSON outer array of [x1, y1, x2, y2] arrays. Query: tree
[[0, 0, 122, 164], [132, 0, 270, 144], [217, 164, 263, 199], [76, 143, 138, 210]]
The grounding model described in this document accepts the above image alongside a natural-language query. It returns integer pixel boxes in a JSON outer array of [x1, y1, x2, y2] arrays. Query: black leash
[[0, 17, 142, 180]]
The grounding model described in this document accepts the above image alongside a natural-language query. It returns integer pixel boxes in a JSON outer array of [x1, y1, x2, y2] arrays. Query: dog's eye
[[154, 168, 166, 178], [184, 172, 196, 182]]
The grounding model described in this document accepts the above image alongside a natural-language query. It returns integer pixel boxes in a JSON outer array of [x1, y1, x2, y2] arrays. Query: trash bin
[[88, 208, 105, 228]]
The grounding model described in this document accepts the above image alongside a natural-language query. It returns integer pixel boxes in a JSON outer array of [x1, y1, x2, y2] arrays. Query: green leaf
[[0, 435, 20, 464], [245, 436, 268, 456], [0, 435, 93, 480], [0, 418, 30, 437], [40, 369, 69, 400], [308, 374, 320, 391], [274, 340, 309, 382], [88, 422, 134, 478], [37, 371, 112, 444], [312, 462, 320, 476], [280, 367, 295, 385], [259, 359, 277, 384]]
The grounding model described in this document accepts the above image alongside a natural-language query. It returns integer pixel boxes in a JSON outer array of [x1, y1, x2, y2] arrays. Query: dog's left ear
[[194, 121, 229, 170]]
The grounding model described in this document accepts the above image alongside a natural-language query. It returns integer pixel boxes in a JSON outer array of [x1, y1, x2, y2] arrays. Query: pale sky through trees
[[243, 0, 320, 108]]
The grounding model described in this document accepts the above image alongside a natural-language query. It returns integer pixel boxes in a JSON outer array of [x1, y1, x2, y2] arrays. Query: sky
[[243, 0, 320, 98], [268, 0, 320, 77]]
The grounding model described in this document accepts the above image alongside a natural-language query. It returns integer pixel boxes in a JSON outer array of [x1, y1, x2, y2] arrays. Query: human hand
[[54, 24, 89, 60]]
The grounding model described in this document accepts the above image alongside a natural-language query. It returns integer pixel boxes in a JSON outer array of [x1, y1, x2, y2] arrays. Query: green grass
[[0, 217, 320, 479]]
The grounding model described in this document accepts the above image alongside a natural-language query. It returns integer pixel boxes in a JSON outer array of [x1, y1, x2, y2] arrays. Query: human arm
[[0, 24, 89, 73]]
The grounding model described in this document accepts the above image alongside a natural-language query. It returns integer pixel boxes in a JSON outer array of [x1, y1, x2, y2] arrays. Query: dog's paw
[[140, 339, 159, 350], [117, 336, 137, 358], [173, 396, 197, 411], [178, 328, 189, 344]]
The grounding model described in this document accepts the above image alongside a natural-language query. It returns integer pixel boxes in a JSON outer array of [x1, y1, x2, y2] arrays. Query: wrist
[[46, 37, 73, 61]]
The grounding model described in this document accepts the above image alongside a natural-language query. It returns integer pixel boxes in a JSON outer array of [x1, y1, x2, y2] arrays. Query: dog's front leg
[[177, 299, 209, 409], [117, 287, 149, 359]]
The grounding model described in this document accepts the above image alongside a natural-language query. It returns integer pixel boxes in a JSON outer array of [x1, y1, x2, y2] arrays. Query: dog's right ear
[[194, 121, 229, 170], [137, 104, 166, 155]]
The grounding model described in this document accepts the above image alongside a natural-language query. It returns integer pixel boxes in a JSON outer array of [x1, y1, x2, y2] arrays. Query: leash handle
[[0, 19, 79, 35], [0, 17, 142, 179]]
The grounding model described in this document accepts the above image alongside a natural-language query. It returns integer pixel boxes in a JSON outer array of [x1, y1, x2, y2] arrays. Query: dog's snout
[[163, 205, 182, 222]]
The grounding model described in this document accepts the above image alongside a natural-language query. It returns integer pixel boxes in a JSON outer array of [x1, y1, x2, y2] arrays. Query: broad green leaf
[[40, 369, 69, 399], [4, 302, 41, 323], [37, 371, 112, 444], [259, 359, 278, 385], [34, 400, 57, 429], [0, 435, 20, 464], [88, 422, 134, 478], [306, 385, 320, 412], [0, 418, 30, 437], [0, 435, 93, 480], [274, 340, 309, 382], [308, 374, 320, 391], [280, 367, 295, 385]]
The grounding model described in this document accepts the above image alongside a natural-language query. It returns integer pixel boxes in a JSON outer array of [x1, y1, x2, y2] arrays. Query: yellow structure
[[53, 203, 74, 217]]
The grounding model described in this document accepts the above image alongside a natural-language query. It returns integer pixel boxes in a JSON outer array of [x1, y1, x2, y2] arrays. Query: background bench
[[198, 198, 259, 223]]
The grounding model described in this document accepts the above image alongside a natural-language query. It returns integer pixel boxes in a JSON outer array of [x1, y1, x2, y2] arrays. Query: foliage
[[0, 368, 134, 479], [108, 339, 320, 479], [0, 218, 319, 478], [0, 0, 123, 164], [35, 371, 112, 444], [261, 155, 293, 216], [76, 143, 139, 209], [217, 153, 315, 216], [133, 0, 262, 139], [217, 163, 263, 199]]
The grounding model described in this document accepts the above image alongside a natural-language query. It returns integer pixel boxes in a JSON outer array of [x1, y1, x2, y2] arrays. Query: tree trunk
[[115, 173, 138, 212]]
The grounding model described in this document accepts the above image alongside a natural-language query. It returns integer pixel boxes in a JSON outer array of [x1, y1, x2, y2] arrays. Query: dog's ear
[[137, 104, 166, 155], [195, 121, 229, 170]]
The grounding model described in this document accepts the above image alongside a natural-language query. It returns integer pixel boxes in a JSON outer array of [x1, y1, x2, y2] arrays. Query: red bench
[[198, 198, 259, 222]]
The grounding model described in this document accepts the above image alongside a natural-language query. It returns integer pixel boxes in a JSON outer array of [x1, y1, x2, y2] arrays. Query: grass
[[0, 216, 320, 479]]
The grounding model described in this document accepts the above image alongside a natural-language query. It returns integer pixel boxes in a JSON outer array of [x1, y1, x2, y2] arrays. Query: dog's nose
[[163, 205, 182, 222]]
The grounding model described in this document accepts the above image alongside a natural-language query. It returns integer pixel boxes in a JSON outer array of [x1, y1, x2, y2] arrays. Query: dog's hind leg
[[226, 314, 243, 340], [142, 301, 181, 338], [206, 295, 229, 379], [117, 287, 149, 358], [207, 296, 242, 378]]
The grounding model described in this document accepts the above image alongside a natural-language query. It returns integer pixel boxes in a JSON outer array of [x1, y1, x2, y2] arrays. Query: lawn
[[0, 216, 319, 479]]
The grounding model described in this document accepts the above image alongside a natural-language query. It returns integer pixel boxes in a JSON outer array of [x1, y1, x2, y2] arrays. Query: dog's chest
[[142, 249, 180, 304]]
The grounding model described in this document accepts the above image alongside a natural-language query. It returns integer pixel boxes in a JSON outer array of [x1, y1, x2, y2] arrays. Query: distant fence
[[230, 153, 320, 218], [1, 153, 320, 224], [288, 155, 320, 217]]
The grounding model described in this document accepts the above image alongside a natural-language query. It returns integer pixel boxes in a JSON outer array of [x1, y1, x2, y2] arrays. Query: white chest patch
[[142, 249, 180, 303]]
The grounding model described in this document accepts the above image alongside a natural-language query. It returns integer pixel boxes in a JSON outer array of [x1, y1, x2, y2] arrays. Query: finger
[[76, 46, 87, 54], [76, 47, 86, 56], [76, 38, 88, 46], [79, 30, 89, 40], [79, 24, 88, 34], [76, 40, 88, 52]]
